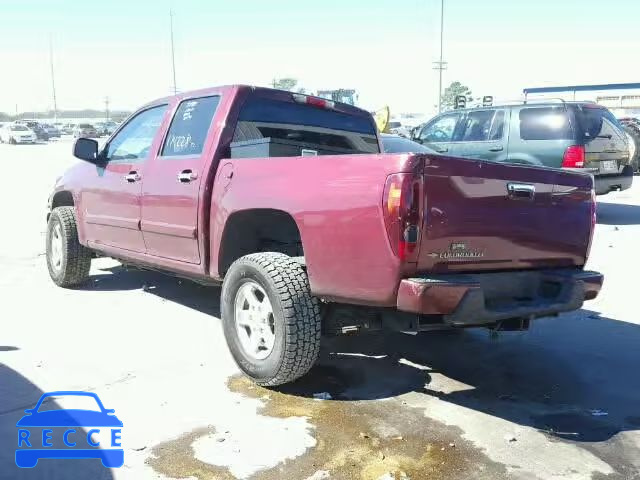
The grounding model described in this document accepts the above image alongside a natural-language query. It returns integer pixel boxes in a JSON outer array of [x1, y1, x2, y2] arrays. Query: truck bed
[[210, 152, 596, 307]]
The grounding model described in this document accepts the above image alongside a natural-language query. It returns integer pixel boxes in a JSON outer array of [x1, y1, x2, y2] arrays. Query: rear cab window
[[519, 107, 572, 140], [231, 94, 379, 157], [162, 96, 221, 157]]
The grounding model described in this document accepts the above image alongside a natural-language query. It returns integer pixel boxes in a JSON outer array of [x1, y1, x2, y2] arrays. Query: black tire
[[221, 252, 321, 386], [623, 125, 640, 172], [46, 206, 92, 287], [9, 137, 16, 145]]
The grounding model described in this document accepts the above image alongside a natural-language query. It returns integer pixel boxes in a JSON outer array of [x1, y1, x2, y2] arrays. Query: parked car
[[73, 123, 99, 138], [47, 85, 602, 386], [42, 123, 61, 138], [412, 102, 632, 195], [60, 123, 75, 135], [380, 133, 435, 153], [0, 124, 37, 144], [94, 121, 118, 136], [387, 121, 413, 138], [14, 120, 49, 141]]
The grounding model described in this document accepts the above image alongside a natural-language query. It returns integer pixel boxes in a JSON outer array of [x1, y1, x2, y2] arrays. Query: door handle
[[489, 145, 504, 152], [435, 147, 448, 153], [177, 169, 198, 183], [124, 171, 141, 183], [507, 182, 535, 200]]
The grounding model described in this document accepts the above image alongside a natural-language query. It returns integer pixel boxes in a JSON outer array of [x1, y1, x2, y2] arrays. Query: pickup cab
[[47, 85, 603, 386]]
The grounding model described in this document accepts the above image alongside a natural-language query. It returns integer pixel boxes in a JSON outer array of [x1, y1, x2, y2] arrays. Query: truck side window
[[489, 111, 506, 140], [419, 113, 462, 143], [519, 107, 571, 141], [460, 110, 496, 142], [161, 96, 221, 157], [105, 105, 167, 162]]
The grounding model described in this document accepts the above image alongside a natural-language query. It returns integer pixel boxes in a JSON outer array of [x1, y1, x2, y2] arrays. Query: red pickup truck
[[47, 85, 603, 386]]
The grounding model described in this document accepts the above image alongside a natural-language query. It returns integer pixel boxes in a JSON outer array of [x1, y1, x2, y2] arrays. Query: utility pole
[[169, 9, 178, 95], [432, 0, 447, 113], [49, 34, 58, 121], [104, 96, 110, 121]]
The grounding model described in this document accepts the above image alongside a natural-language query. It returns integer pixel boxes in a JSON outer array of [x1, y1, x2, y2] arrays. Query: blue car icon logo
[[16, 391, 123, 468]]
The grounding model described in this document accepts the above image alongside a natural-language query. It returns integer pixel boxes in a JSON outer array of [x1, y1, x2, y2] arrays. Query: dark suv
[[411, 102, 633, 195]]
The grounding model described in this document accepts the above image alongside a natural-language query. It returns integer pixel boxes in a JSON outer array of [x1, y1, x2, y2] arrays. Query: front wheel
[[46, 206, 92, 287], [221, 253, 321, 386]]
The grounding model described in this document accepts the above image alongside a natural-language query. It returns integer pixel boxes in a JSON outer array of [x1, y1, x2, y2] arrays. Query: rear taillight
[[383, 174, 422, 261], [292, 93, 335, 110], [562, 145, 585, 168]]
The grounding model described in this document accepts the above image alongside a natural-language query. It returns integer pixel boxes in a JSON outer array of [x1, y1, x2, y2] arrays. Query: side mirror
[[73, 138, 100, 163]]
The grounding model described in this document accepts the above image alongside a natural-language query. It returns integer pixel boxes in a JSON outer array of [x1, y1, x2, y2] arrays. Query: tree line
[[0, 109, 131, 122]]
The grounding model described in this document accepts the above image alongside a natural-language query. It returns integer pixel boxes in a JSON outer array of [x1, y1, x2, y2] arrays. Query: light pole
[[49, 34, 58, 121], [432, 0, 447, 113], [169, 9, 178, 95], [104, 96, 110, 122]]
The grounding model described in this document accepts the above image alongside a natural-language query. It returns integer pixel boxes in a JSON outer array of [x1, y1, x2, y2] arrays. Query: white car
[[0, 124, 37, 144]]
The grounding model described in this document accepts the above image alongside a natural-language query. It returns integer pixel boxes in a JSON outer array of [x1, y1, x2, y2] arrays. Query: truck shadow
[[291, 311, 640, 443], [0, 364, 115, 480], [81, 265, 221, 317], [79, 265, 638, 443], [597, 201, 640, 225]]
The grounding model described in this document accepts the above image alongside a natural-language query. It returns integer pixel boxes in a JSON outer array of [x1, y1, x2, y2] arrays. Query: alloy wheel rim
[[234, 281, 276, 360], [50, 223, 63, 272]]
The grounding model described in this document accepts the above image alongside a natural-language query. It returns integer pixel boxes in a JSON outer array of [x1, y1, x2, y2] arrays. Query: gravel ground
[[1, 139, 638, 480]]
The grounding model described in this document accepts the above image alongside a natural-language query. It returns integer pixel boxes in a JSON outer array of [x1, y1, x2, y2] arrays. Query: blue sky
[[1, 0, 639, 115]]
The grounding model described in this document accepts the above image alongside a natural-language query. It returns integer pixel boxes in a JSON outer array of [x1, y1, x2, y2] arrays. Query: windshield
[[233, 96, 379, 155], [11, 125, 28, 131], [79, 124, 93, 128]]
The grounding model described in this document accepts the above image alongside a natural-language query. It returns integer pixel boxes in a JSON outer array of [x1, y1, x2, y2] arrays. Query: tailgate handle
[[507, 183, 535, 200]]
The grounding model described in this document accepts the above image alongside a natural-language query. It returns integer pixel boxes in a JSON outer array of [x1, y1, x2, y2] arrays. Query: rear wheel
[[221, 252, 321, 386], [46, 206, 92, 287]]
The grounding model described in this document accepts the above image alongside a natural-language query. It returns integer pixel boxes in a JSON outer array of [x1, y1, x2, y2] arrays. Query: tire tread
[[47, 206, 92, 287], [224, 252, 321, 386]]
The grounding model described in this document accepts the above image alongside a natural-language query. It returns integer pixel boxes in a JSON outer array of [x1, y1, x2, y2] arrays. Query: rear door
[[454, 108, 509, 161], [572, 104, 629, 175], [141, 95, 222, 264], [414, 112, 464, 155]]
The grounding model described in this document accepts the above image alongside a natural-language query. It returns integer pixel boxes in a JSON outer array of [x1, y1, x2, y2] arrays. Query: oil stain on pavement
[[148, 371, 508, 480]]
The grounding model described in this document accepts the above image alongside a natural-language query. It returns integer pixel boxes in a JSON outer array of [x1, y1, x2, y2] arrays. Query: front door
[[82, 105, 168, 252], [414, 111, 464, 155], [453, 108, 509, 162], [141, 95, 222, 264]]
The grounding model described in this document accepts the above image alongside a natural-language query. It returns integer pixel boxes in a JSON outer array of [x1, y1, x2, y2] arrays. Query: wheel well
[[51, 191, 74, 209], [219, 209, 303, 275]]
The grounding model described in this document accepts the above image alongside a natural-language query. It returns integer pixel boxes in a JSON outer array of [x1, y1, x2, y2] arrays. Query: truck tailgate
[[418, 155, 594, 273]]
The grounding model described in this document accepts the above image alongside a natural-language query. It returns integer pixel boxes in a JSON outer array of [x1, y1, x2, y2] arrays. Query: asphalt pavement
[[1, 139, 638, 480]]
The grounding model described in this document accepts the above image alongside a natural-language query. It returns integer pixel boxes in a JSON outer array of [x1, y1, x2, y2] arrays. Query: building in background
[[523, 83, 640, 118]]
